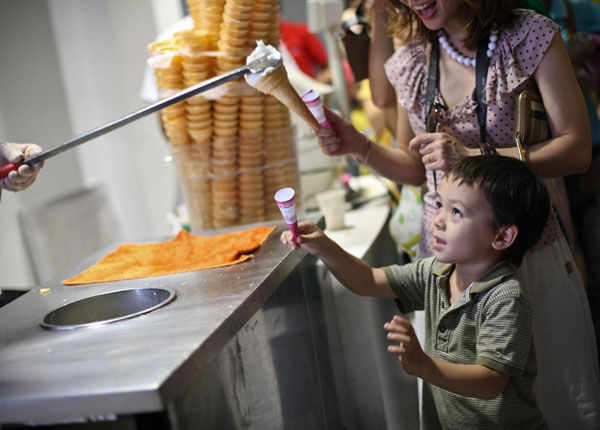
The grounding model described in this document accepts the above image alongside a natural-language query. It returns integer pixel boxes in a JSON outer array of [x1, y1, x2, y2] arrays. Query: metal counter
[[0, 220, 341, 428], [0, 205, 419, 429]]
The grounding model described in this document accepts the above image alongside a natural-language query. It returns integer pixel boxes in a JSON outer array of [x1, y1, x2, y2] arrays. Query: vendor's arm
[[385, 315, 509, 400], [496, 32, 591, 177], [317, 106, 426, 185], [368, 0, 396, 108], [280, 220, 395, 298]]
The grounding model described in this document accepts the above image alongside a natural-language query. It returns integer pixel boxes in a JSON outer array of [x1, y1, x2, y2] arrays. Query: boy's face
[[432, 177, 500, 265]]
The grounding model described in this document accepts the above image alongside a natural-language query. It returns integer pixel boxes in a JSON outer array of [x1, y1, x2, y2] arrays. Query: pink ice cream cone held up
[[274, 187, 299, 242]]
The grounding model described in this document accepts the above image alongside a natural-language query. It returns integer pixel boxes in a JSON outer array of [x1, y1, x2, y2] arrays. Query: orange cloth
[[63, 226, 276, 285]]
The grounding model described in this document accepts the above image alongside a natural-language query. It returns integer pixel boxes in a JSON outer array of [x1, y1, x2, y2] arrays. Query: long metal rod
[[24, 65, 251, 165]]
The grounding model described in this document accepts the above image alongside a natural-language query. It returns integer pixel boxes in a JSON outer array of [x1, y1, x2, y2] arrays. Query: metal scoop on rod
[[0, 52, 283, 179]]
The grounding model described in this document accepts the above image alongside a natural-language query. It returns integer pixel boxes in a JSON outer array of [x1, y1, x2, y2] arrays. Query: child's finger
[[280, 231, 290, 244], [387, 332, 410, 343], [392, 315, 412, 327], [384, 320, 408, 333], [387, 344, 407, 355]]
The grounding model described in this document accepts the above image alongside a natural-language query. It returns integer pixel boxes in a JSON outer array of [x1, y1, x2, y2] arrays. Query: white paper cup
[[301, 89, 332, 129], [274, 187, 299, 241], [316, 188, 346, 231]]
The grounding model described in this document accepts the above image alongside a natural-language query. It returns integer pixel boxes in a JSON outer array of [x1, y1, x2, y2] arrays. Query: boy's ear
[[491, 225, 518, 251]]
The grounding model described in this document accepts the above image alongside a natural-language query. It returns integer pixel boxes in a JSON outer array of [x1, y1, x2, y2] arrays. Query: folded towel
[[63, 225, 276, 285]]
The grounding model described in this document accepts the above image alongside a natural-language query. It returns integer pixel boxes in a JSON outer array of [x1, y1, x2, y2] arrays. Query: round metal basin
[[40, 287, 177, 331]]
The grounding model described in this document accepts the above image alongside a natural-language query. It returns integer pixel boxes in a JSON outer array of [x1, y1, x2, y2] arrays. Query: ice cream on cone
[[245, 42, 320, 130]]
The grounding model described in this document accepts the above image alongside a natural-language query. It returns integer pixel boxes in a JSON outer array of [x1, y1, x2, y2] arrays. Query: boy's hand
[[280, 220, 331, 256], [384, 315, 426, 377]]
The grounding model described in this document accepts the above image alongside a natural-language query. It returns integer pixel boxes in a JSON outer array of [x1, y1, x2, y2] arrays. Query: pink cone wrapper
[[301, 89, 332, 129], [274, 187, 299, 242]]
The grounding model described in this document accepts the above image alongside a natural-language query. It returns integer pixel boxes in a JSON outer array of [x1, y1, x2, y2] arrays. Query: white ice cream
[[245, 41, 282, 86]]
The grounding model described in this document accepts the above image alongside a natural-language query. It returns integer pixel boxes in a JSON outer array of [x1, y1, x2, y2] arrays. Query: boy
[[281, 155, 550, 429]]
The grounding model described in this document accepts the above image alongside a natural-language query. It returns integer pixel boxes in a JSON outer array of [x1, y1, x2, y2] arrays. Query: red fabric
[[280, 20, 328, 78]]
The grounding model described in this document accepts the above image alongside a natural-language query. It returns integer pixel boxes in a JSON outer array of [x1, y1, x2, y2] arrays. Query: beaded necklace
[[438, 26, 499, 67]]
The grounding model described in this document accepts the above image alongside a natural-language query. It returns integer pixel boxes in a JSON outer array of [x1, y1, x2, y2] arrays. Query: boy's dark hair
[[445, 155, 550, 267]]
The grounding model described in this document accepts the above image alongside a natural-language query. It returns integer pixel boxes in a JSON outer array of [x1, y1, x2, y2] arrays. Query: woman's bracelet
[[358, 137, 372, 165]]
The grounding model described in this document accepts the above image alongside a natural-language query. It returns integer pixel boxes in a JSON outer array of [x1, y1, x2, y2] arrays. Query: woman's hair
[[444, 155, 550, 267], [383, 0, 519, 49]]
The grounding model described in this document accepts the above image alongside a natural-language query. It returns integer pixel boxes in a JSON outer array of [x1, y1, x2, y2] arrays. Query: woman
[[317, 1, 599, 428]]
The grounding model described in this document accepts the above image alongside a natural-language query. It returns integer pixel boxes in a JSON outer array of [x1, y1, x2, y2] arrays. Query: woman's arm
[[367, 104, 425, 184], [368, 0, 397, 108], [317, 106, 426, 185], [496, 32, 592, 177]]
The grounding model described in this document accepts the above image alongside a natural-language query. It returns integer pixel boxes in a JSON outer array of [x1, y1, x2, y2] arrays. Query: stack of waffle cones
[[147, 0, 305, 233]]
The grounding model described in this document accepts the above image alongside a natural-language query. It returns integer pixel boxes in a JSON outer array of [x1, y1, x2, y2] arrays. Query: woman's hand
[[408, 132, 475, 172], [315, 107, 369, 159], [384, 315, 426, 377], [0, 142, 44, 192], [280, 220, 333, 257]]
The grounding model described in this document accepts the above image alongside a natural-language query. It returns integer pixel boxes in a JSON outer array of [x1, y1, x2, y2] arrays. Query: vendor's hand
[[315, 107, 367, 158], [0, 142, 44, 192], [384, 315, 426, 377], [408, 132, 473, 172], [280, 220, 331, 256]]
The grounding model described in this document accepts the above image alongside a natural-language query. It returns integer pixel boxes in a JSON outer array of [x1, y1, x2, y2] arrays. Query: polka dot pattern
[[384, 9, 561, 257]]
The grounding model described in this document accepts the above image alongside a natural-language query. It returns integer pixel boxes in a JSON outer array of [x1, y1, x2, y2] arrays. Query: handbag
[[513, 89, 577, 248], [340, 0, 371, 81], [513, 90, 551, 159]]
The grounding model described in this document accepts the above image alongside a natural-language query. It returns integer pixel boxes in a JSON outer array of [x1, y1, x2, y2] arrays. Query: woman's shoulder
[[502, 8, 560, 48], [384, 41, 427, 111], [384, 41, 426, 78], [485, 8, 560, 100]]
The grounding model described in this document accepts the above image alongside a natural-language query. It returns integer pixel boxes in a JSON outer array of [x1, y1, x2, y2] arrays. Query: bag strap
[[475, 39, 495, 154], [355, 0, 366, 17], [425, 42, 440, 191], [425, 41, 439, 126]]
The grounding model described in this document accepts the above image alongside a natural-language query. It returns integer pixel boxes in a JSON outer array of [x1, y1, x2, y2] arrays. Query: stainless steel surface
[[24, 52, 281, 166], [0, 208, 418, 429], [40, 287, 176, 331], [0, 220, 334, 426], [167, 255, 341, 430]]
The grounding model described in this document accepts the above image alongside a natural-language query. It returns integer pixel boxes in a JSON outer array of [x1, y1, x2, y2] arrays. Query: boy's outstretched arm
[[281, 220, 396, 298], [385, 316, 510, 400]]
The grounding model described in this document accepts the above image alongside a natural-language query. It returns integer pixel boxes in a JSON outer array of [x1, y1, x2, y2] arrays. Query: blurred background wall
[[0, 0, 332, 288]]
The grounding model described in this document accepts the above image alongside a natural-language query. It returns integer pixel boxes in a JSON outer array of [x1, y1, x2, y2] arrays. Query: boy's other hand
[[280, 220, 331, 256], [384, 315, 426, 377]]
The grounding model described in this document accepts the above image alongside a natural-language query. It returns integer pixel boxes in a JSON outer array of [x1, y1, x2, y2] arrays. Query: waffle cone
[[250, 65, 320, 130]]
